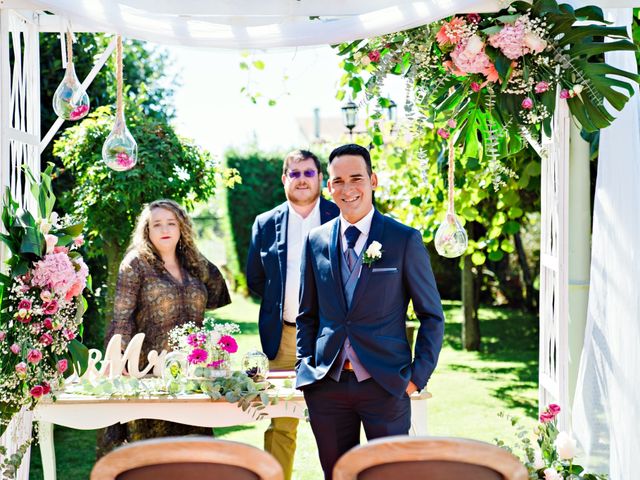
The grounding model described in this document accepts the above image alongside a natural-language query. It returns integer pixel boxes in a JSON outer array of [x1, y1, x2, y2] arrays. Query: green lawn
[[29, 295, 538, 479]]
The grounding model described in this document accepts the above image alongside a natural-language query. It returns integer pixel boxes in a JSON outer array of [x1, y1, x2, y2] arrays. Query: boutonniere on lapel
[[363, 241, 383, 267]]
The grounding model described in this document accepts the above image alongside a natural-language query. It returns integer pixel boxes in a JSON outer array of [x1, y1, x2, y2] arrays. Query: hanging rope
[[116, 35, 123, 118], [447, 138, 455, 213], [65, 30, 73, 66]]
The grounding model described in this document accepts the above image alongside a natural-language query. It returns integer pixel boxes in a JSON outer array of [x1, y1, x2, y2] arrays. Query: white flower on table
[[554, 431, 577, 460]]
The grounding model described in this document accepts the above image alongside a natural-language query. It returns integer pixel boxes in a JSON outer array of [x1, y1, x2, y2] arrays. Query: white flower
[[523, 32, 547, 53], [554, 431, 577, 459], [572, 84, 584, 95], [533, 448, 546, 470], [45, 234, 57, 254], [544, 468, 562, 480], [210, 331, 221, 344], [39, 219, 52, 235], [360, 56, 371, 66], [363, 241, 383, 266], [465, 34, 485, 55]]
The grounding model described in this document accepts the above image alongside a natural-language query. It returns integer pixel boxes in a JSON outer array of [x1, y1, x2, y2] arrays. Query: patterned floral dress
[[98, 251, 231, 454]]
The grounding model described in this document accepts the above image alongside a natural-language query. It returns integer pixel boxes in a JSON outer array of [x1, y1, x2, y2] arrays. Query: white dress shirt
[[283, 200, 321, 324]]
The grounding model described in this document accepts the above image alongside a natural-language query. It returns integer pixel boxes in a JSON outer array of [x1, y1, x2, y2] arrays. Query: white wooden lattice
[[0, 11, 42, 478], [538, 99, 570, 430]]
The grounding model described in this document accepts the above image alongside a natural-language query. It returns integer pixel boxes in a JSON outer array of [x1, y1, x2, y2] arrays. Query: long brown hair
[[128, 199, 209, 282]]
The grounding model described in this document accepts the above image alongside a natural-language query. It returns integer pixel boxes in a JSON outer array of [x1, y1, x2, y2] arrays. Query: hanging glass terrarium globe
[[434, 138, 468, 258], [435, 211, 468, 258], [102, 110, 137, 171], [53, 32, 90, 121], [102, 35, 137, 171]]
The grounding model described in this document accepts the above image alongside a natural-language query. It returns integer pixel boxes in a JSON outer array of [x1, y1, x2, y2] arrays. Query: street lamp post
[[341, 100, 358, 139]]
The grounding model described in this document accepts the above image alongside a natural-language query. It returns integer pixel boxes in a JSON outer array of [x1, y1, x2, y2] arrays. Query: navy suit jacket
[[295, 209, 444, 397], [246, 197, 340, 360]]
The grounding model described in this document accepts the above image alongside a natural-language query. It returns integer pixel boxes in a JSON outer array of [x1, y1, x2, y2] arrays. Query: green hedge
[[223, 150, 286, 292]]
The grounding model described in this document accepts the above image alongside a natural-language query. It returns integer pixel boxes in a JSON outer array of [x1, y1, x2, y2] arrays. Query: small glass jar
[[241, 350, 269, 382]]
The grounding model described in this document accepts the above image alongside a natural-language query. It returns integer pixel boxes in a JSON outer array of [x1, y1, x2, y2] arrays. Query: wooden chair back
[[333, 436, 528, 480], [90, 436, 283, 480]]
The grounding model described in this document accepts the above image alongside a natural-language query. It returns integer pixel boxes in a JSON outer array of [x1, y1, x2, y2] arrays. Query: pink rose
[[535, 81, 549, 94], [43, 318, 53, 330], [62, 329, 76, 341], [10, 343, 20, 354], [30, 385, 44, 398], [521, 97, 534, 109], [73, 234, 84, 246], [539, 411, 555, 423], [39, 333, 54, 346], [43, 299, 59, 315], [27, 348, 43, 364], [45, 234, 58, 254], [40, 290, 53, 302], [560, 89, 570, 99], [470, 82, 481, 93], [57, 359, 68, 374], [41, 381, 51, 395], [0, 331, 6, 341], [447, 119, 457, 129], [15, 362, 27, 375], [18, 299, 32, 310], [548, 404, 561, 415], [437, 128, 450, 139], [367, 50, 381, 63]]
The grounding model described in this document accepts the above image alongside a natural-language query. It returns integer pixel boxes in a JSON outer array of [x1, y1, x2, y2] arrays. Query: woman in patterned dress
[[98, 199, 231, 454]]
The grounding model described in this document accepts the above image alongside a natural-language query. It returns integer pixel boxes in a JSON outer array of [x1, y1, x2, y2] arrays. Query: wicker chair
[[91, 436, 283, 480], [333, 436, 528, 480]]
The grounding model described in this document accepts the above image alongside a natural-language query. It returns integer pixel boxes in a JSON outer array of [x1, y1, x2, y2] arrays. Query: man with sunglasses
[[246, 149, 339, 479]]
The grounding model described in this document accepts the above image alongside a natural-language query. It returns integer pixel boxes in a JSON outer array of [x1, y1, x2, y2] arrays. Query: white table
[[32, 377, 430, 480]]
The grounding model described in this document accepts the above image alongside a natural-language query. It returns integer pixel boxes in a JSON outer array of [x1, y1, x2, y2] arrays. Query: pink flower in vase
[[57, 359, 68, 373], [207, 359, 225, 368], [521, 97, 534, 109], [187, 348, 208, 364], [116, 152, 135, 169], [69, 104, 89, 120], [218, 335, 238, 354]]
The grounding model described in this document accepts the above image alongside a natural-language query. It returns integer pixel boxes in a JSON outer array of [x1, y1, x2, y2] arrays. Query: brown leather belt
[[343, 360, 354, 371], [283, 321, 296, 327]]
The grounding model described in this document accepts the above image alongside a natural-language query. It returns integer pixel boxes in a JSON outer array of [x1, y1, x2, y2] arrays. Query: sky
[[163, 45, 406, 159]]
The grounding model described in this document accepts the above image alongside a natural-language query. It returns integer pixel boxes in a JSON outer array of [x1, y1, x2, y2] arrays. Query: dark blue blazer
[[246, 197, 340, 360], [295, 209, 444, 397]]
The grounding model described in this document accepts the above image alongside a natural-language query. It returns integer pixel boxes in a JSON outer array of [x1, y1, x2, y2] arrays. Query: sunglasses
[[287, 169, 318, 179]]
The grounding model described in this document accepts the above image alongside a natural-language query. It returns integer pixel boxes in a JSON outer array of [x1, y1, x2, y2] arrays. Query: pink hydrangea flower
[[437, 128, 450, 139], [10, 343, 20, 354], [450, 36, 498, 82], [521, 97, 534, 109], [488, 19, 528, 60], [187, 348, 208, 364], [69, 104, 89, 121], [32, 252, 76, 298], [57, 359, 69, 373], [219, 335, 238, 354], [30, 385, 44, 398], [535, 81, 550, 94]]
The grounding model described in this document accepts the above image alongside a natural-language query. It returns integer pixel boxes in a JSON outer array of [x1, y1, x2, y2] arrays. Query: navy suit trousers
[[303, 372, 411, 480]]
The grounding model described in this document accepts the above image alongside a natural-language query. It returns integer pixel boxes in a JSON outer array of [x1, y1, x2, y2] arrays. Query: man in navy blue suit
[[246, 149, 339, 479], [296, 144, 445, 480]]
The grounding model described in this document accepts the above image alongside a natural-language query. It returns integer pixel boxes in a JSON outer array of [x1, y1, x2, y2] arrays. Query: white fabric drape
[[28, 0, 503, 48], [572, 8, 640, 479]]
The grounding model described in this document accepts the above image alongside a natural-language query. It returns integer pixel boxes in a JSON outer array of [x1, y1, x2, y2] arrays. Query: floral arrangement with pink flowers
[[497, 404, 607, 479], [168, 318, 240, 378], [0, 165, 90, 477], [335, 0, 638, 176]]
